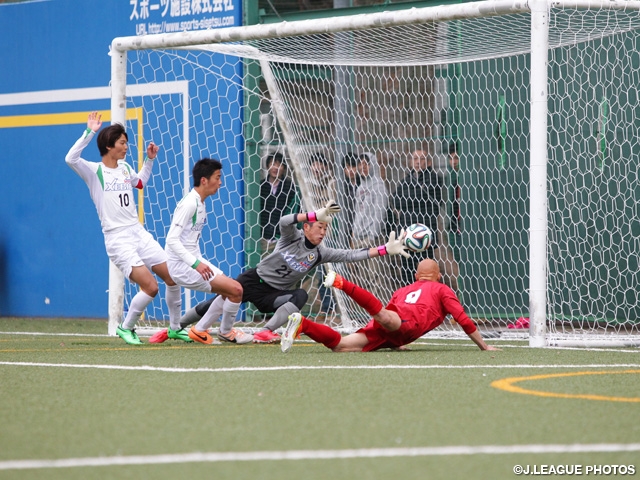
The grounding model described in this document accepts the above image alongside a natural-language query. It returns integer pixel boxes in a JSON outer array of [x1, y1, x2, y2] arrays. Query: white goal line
[[1, 332, 638, 352]]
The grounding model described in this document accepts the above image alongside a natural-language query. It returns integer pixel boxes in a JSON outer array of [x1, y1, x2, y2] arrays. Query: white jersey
[[165, 188, 206, 268], [65, 128, 154, 234]]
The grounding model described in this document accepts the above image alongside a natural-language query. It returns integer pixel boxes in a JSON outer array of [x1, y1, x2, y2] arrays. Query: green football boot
[[116, 324, 143, 345], [167, 327, 194, 343]]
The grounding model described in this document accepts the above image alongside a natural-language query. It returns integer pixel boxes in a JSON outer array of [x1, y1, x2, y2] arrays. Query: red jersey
[[357, 280, 477, 351]]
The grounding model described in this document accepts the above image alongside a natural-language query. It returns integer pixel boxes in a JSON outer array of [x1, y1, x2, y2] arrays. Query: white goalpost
[[109, 0, 640, 347]]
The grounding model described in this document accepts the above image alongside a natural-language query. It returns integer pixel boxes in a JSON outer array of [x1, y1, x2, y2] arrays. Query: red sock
[[340, 278, 383, 316], [301, 318, 341, 349]]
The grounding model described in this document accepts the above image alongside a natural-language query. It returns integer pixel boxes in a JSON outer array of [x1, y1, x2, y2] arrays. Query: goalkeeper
[[280, 258, 500, 353], [178, 201, 410, 344]]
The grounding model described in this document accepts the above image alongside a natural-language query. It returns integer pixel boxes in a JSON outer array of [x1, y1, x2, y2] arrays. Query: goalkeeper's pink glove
[[307, 200, 341, 223], [377, 229, 410, 258]]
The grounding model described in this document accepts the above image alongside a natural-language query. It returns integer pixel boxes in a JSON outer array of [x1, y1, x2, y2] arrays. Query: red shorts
[[357, 318, 426, 352]]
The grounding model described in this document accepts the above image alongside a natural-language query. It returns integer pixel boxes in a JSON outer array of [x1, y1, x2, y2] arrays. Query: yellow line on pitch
[[0, 109, 141, 128], [491, 370, 640, 402]]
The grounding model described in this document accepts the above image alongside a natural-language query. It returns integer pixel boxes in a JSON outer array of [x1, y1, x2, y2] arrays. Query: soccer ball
[[403, 223, 432, 252]]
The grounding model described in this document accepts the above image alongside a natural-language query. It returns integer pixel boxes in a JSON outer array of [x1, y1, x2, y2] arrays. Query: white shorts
[[167, 258, 223, 293], [104, 224, 168, 279]]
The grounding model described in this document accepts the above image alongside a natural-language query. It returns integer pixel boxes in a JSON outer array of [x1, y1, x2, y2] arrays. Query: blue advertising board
[[0, 0, 242, 318]]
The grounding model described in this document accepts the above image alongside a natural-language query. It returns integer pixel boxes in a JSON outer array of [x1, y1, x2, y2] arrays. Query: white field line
[[0, 443, 639, 471], [2, 331, 640, 353], [0, 361, 638, 470], [0, 331, 524, 347], [1, 361, 640, 373]]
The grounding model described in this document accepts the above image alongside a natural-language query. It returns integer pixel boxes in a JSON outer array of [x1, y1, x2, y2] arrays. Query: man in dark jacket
[[390, 148, 443, 285], [260, 153, 297, 255]]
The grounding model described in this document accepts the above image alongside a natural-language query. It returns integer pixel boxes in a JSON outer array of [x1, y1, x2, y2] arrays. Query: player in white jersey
[[171, 201, 410, 344], [65, 111, 185, 345], [161, 158, 251, 345]]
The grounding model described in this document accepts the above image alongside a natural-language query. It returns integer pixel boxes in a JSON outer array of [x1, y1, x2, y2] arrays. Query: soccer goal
[[109, 0, 640, 347]]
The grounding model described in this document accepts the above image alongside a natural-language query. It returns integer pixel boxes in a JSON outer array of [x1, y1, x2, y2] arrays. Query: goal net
[[110, 0, 640, 347]]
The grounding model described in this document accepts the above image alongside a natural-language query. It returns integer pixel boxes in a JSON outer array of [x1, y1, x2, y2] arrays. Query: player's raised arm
[[146, 141, 159, 160], [66, 112, 101, 172], [87, 111, 102, 133], [133, 142, 160, 189]]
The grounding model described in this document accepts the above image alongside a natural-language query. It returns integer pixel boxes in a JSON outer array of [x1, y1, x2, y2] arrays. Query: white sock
[[122, 291, 155, 330], [219, 299, 241, 334], [194, 295, 225, 331], [166, 285, 182, 330]]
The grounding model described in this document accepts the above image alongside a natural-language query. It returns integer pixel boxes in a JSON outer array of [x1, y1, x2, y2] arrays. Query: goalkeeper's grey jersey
[[256, 214, 370, 290]]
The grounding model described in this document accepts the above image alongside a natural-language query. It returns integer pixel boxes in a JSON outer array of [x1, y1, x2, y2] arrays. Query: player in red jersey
[[281, 258, 499, 353]]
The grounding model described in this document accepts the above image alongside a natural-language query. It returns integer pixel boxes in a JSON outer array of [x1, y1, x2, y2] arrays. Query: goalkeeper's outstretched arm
[[368, 229, 410, 258], [297, 200, 342, 224], [297, 201, 409, 259]]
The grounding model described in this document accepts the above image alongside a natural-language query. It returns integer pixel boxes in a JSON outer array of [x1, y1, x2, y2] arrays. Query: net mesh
[[120, 3, 640, 344]]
